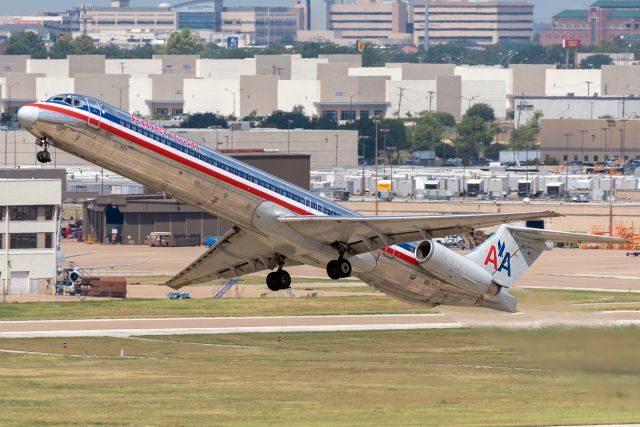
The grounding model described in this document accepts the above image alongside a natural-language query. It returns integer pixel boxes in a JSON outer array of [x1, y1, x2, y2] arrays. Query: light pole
[[585, 81, 593, 97], [563, 133, 573, 198], [579, 129, 588, 165], [359, 135, 369, 196], [224, 88, 243, 118], [225, 135, 229, 149], [374, 118, 379, 216], [462, 95, 476, 112], [349, 92, 359, 123], [601, 127, 609, 162], [287, 119, 293, 152], [334, 134, 339, 167], [112, 84, 129, 110], [380, 128, 389, 172], [426, 91, 435, 111]]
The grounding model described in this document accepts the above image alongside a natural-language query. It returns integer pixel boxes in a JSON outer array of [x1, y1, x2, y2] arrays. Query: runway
[[2, 309, 639, 338]]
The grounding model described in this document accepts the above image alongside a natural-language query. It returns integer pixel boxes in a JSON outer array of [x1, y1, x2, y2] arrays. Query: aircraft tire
[[266, 272, 279, 291], [326, 260, 341, 280], [337, 259, 352, 277], [277, 270, 291, 289]]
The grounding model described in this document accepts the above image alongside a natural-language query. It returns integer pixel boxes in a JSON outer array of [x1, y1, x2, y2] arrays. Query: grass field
[[2, 288, 640, 321], [0, 327, 638, 426], [0, 296, 429, 321]]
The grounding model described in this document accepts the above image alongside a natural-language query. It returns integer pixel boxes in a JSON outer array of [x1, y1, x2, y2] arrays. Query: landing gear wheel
[[266, 270, 291, 291], [266, 272, 279, 291], [36, 138, 52, 164], [337, 258, 352, 277], [326, 260, 341, 280], [327, 258, 352, 280]]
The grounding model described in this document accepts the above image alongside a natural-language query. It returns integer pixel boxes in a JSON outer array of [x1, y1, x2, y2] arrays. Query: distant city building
[[412, 1, 534, 46], [328, 0, 410, 44], [541, 0, 640, 46], [221, 7, 304, 45], [174, 0, 224, 32]]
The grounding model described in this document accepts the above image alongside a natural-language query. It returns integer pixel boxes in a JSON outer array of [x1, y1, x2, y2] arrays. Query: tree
[[465, 103, 495, 122], [71, 34, 97, 54], [180, 113, 228, 129], [412, 112, 444, 150], [433, 111, 456, 127], [509, 111, 543, 155], [260, 106, 312, 129], [50, 36, 75, 59], [455, 115, 493, 158], [163, 28, 205, 55], [432, 142, 456, 160], [484, 142, 506, 161], [580, 54, 613, 69], [5, 32, 47, 58]]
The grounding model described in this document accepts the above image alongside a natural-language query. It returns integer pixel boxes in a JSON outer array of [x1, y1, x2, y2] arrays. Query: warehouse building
[[0, 179, 61, 296]]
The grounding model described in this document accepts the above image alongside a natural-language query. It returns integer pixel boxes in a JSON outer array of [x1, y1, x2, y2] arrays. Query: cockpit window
[[72, 96, 85, 107]]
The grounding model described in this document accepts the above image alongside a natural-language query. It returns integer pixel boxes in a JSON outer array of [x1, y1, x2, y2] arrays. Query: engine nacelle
[[415, 240, 494, 295]]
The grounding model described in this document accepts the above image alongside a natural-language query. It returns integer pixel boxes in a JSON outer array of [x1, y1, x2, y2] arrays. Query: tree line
[[3, 29, 636, 68], [182, 103, 542, 164]]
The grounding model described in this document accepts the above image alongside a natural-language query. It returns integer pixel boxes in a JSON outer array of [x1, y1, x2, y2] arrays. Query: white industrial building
[[0, 180, 61, 296]]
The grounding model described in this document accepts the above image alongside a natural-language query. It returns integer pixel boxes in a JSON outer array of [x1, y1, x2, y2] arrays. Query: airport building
[[540, 0, 640, 46], [412, 1, 534, 46], [539, 118, 640, 163], [0, 179, 61, 295]]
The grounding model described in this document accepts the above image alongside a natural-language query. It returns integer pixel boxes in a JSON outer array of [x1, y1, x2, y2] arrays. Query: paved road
[[2, 309, 639, 338]]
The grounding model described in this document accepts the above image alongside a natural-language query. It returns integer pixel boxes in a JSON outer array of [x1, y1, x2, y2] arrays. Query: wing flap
[[279, 211, 561, 255], [164, 226, 291, 289]]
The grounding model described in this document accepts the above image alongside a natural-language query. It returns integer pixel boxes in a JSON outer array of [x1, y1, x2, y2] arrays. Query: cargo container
[[79, 277, 127, 298]]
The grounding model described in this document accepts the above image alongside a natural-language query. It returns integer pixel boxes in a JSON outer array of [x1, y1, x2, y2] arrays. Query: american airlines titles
[[131, 114, 201, 152]]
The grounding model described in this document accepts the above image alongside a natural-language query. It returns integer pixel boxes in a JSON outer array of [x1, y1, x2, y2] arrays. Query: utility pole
[[396, 87, 405, 119], [334, 134, 339, 167], [585, 81, 593, 96], [119, 62, 126, 75], [287, 119, 293, 152], [426, 91, 434, 111]]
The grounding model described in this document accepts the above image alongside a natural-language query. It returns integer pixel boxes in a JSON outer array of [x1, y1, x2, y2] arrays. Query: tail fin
[[466, 225, 630, 289]]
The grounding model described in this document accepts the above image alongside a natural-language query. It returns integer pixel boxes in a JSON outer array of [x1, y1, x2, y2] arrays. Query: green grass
[[128, 275, 364, 286], [0, 327, 638, 426], [0, 296, 429, 321], [514, 288, 640, 305]]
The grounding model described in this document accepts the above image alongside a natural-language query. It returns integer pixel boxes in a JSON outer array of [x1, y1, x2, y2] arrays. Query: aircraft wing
[[506, 226, 630, 244], [165, 226, 299, 289], [279, 211, 561, 255]]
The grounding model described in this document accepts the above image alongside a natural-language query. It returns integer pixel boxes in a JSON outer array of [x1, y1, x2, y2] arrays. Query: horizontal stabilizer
[[507, 226, 630, 245]]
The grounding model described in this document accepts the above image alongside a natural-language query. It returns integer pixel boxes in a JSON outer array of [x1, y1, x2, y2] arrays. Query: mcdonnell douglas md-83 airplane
[[17, 94, 625, 312]]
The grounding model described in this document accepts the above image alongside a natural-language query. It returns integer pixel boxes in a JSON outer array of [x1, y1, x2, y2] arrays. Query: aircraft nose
[[17, 105, 39, 129]]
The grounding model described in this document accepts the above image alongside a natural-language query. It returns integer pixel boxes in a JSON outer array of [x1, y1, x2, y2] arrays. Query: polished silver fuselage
[[23, 101, 497, 310]]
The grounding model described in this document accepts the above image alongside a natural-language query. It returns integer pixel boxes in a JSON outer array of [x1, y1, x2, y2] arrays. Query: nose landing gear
[[36, 138, 51, 164]]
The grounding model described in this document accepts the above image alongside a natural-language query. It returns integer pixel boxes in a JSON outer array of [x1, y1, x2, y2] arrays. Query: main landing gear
[[326, 244, 352, 280], [266, 255, 291, 291], [36, 138, 51, 164]]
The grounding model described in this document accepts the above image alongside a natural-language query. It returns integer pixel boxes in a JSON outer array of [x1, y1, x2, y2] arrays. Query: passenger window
[[63, 97, 72, 105]]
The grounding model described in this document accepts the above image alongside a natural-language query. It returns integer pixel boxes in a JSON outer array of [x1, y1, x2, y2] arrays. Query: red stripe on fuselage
[[31, 102, 312, 216], [32, 102, 419, 267]]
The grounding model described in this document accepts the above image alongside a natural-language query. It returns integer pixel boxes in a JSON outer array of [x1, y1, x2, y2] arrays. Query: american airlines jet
[[17, 94, 625, 312]]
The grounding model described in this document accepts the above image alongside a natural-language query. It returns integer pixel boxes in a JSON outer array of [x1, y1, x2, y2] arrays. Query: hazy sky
[[4, 0, 595, 24]]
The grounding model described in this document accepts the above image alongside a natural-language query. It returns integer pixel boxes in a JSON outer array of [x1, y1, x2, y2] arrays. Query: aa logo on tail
[[483, 239, 511, 277]]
